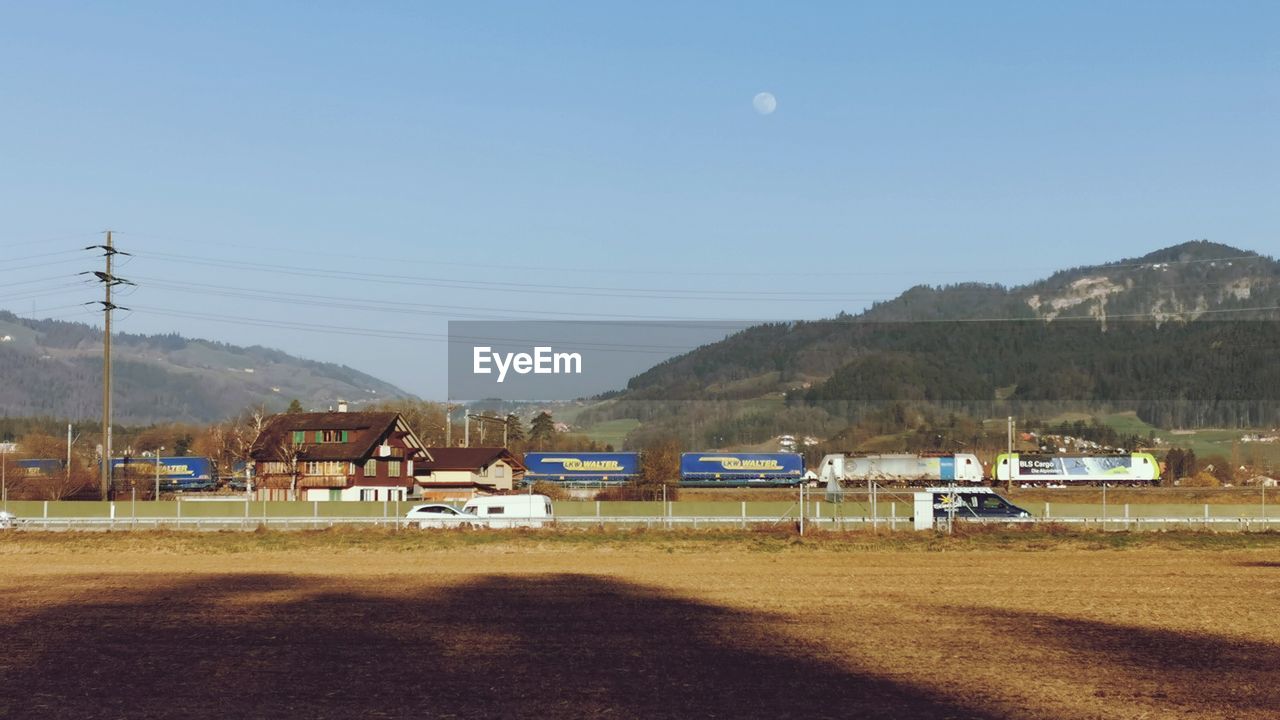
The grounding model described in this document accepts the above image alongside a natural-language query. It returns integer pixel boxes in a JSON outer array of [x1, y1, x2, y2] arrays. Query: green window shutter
[[315, 431, 322, 443], [292, 431, 304, 444], [341, 430, 349, 442]]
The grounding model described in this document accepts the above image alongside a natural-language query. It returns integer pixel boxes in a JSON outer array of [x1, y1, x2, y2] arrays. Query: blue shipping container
[[15, 459, 65, 477], [524, 452, 639, 481], [680, 453, 804, 485], [110, 456, 214, 483]]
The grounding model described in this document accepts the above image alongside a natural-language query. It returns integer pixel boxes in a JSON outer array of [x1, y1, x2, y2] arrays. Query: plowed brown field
[[2, 530, 1278, 719]]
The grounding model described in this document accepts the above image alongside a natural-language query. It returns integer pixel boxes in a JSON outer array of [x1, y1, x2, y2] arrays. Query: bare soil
[[1, 530, 1278, 719]]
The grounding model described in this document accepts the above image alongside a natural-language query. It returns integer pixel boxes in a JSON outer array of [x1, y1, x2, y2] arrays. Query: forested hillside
[[0, 312, 414, 424], [588, 241, 1280, 448]]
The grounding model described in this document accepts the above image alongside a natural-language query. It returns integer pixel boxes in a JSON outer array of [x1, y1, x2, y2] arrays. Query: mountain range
[[3, 240, 1276, 434], [0, 311, 414, 424], [582, 241, 1280, 446]]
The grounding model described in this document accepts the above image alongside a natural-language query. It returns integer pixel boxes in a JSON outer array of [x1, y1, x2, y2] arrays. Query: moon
[[753, 92, 777, 115]]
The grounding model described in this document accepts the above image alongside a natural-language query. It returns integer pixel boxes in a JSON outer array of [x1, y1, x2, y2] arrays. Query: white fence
[[8, 514, 1280, 532]]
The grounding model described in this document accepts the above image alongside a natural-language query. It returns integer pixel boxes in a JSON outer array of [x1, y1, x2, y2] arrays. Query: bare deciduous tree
[[264, 434, 307, 501]]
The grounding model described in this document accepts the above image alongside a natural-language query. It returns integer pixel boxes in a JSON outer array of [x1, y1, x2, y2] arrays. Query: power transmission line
[[83, 233, 133, 501], [122, 231, 1278, 278], [129, 275, 764, 322], [128, 305, 716, 353], [132, 249, 909, 300]]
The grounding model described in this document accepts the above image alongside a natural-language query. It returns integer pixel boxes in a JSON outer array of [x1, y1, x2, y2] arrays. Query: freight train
[[521, 449, 1161, 488], [14, 458, 65, 477], [992, 452, 1159, 486], [15, 456, 219, 492], [679, 453, 805, 487], [523, 452, 640, 485], [522, 451, 807, 487], [110, 456, 217, 491]]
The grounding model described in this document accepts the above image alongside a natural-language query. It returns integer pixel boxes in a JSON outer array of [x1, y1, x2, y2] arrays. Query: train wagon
[[992, 452, 1159, 486], [818, 453, 984, 488], [15, 459, 65, 477], [679, 452, 804, 487], [110, 456, 216, 491], [522, 451, 639, 485]]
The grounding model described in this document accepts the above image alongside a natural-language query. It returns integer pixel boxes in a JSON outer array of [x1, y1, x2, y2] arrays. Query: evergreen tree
[[529, 412, 555, 447]]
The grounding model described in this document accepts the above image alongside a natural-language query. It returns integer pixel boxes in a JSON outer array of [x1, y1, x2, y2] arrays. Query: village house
[[249, 408, 424, 501], [414, 447, 526, 499]]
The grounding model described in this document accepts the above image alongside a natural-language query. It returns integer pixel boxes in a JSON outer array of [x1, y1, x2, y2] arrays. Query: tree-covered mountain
[[588, 241, 1280, 446], [0, 311, 415, 424], [858, 240, 1280, 323]]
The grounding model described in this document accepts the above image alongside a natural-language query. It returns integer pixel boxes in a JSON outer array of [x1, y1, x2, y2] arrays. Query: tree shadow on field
[[1235, 560, 1280, 568], [959, 607, 1280, 713], [0, 573, 1010, 720]]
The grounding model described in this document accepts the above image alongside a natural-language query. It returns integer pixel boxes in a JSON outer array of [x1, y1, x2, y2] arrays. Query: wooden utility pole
[[466, 414, 509, 448]]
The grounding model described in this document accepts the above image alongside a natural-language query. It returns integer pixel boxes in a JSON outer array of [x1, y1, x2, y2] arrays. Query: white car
[[0, 511, 16, 530], [404, 504, 473, 529]]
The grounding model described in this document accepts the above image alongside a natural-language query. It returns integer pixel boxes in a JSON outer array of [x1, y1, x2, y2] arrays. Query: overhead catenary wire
[[9, 302, 101, 317], [0, 232, 102, 250], [1, 248, 86, 264], [122, 301, 1280, 362], [1, 240, 1275, 348], [132, 269, 1280, 311], [133, 249, 949, 300], [123, 231, 1277, 278], [128, 305, 713, 353], [3, 257, 99, 274], [0, 274, 93, 290], [130, 275, 764, 324], [0, 283, 97, 304], [129, 248, 1280, 305]]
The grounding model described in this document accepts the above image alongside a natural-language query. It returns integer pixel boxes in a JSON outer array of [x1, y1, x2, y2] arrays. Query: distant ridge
[[0, 311, 415, 424], [858, 240, 1279, 323], [583, 241, 1280, 445]]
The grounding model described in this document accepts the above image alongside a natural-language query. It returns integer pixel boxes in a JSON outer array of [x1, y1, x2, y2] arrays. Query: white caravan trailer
[[461, 494, 555, 528]]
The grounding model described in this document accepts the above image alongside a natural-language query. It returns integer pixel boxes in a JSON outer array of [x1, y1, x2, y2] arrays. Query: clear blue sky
[[1, 1, 1275, 399]]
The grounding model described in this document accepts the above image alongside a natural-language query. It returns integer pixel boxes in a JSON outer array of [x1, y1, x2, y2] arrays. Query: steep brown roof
[[417, 447, 525, 473], [249, 411, 405, 462]]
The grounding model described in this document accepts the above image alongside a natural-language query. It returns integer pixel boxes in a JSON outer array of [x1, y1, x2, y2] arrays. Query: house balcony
[[298, 475, 352, 489]]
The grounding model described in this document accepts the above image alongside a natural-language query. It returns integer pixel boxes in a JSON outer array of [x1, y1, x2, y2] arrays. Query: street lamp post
[[154, 447, 164, 501], [1006, 416, 1014, 493]]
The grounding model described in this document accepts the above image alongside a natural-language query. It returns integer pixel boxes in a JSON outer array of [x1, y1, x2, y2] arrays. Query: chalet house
[[249, 410, 424, 501], [414, 447, 526, 498]]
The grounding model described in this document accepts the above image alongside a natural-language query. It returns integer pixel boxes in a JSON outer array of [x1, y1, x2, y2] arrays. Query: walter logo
[[699, 456, 784, 471], [472, 346, 583, 383], [543, 457, 623, 472]]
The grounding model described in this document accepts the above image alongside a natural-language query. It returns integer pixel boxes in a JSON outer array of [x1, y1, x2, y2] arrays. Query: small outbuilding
[[415, 447, 526, 498]]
